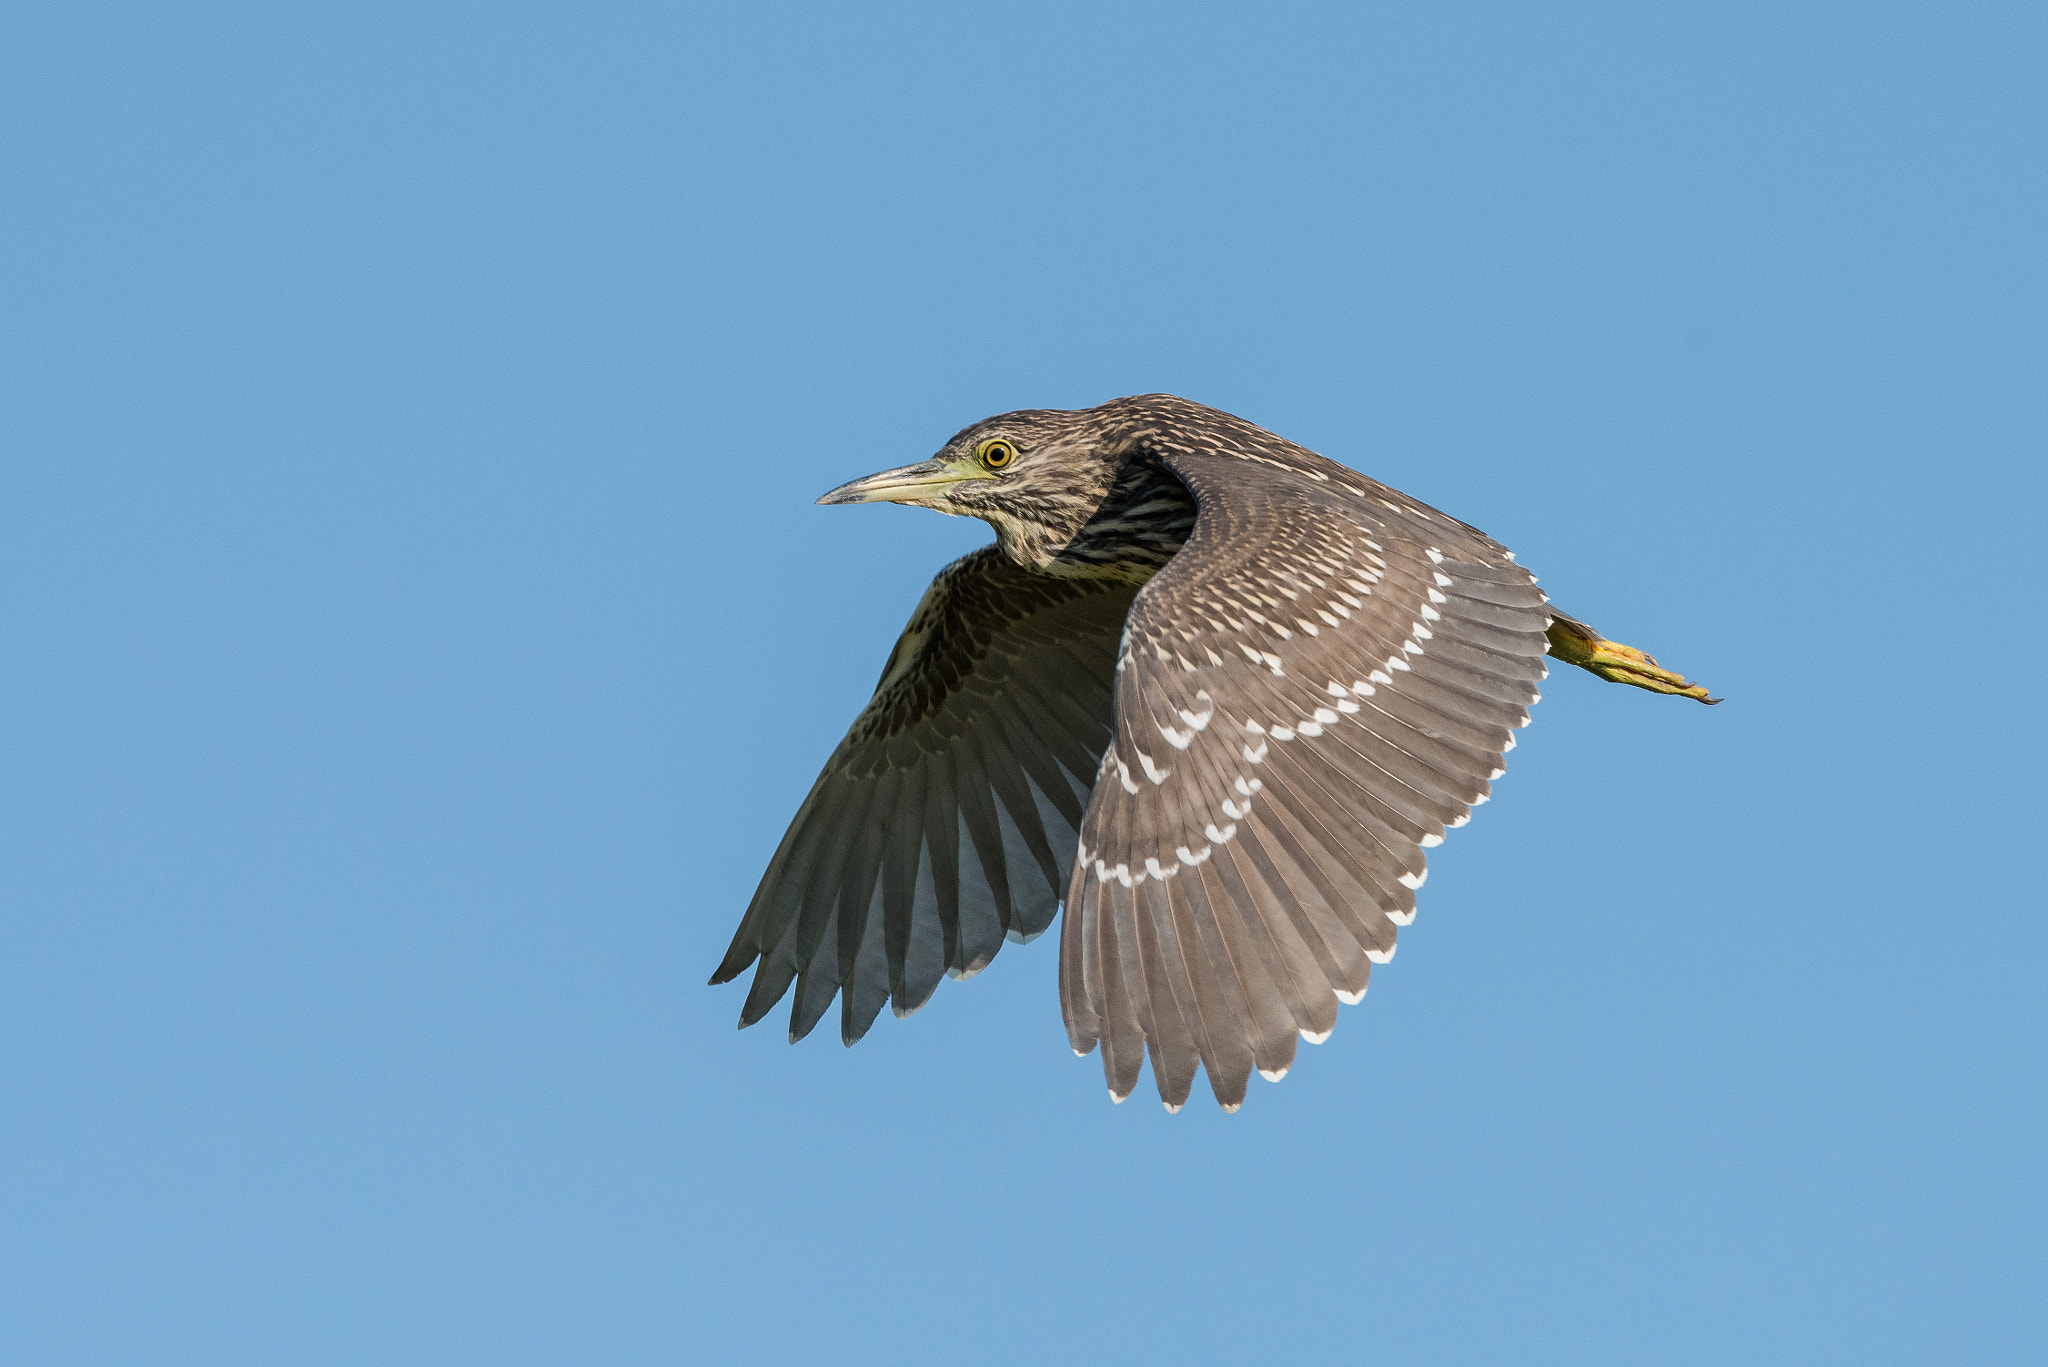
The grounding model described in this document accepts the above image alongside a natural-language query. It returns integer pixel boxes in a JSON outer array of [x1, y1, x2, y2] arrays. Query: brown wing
[[1059, 439, 1551, 1110], [714, 547, 1138, 1046]]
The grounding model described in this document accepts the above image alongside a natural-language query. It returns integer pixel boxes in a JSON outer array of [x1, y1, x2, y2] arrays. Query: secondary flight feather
[[712, 395, 1715, 1111]]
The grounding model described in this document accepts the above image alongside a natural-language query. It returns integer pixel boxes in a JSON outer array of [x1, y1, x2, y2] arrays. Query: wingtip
[[708, 945, 758, 987], [889, 982, 940, 1020]]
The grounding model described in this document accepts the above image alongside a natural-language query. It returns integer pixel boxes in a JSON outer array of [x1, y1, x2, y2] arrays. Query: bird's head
[[817, 404, 1140, 567]]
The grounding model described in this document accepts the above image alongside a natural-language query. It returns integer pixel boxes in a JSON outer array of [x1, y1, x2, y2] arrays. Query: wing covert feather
[[1061, 434, 1551, 1109]]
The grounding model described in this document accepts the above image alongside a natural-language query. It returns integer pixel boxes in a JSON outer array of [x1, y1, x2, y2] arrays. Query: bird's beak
[[816, 457, 993, 505]]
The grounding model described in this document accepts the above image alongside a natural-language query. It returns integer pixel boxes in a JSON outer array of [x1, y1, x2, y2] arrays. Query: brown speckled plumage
[[712, 394, 1711, 1111]]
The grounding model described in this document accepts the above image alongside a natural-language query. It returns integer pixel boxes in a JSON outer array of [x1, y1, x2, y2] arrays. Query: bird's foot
[[1545, 618, 1719, 703]]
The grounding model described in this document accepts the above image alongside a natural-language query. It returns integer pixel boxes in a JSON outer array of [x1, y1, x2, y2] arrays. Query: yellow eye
[[977, 438, 1017, 471]]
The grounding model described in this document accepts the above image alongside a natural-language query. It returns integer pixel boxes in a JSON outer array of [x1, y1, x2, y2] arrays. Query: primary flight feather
[[712, 395, 1714, 1111]]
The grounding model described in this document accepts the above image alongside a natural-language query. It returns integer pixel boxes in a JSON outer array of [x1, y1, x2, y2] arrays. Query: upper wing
[[1059, 445, 1551, 1110], [714, 546, 1138, 1046]]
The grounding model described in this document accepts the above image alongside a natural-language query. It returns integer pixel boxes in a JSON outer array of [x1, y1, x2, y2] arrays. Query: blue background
[[4, 3, 2042, 1363]]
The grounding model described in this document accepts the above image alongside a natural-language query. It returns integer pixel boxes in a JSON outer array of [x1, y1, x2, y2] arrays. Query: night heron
[[712, 395, 1715, 1112]]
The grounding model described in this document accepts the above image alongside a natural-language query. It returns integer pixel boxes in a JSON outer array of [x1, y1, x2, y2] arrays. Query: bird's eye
[[977, 438, 1017, 471]]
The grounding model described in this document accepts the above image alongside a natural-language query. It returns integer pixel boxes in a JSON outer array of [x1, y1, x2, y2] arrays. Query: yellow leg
[[1545, 615, 1720, 704]]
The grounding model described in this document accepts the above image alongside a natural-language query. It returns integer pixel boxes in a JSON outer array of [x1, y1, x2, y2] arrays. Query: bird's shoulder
[[1095, 396, 1515, 571]]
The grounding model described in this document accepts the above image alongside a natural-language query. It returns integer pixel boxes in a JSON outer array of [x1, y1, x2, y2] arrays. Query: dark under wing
[[713, 547, 1138, 1045], [1060, 437, 1552, 1110]]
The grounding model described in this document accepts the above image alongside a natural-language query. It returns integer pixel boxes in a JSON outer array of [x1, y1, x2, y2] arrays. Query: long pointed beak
[[816, 457, 992, 505]]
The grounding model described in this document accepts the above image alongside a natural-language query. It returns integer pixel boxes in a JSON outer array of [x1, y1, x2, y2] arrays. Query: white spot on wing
[[1299, 1027, 1332, 1044], [1398, 869, 1428, 890]]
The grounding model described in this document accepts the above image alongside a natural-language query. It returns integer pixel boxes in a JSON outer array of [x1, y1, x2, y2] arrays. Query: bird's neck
[[992, 457, 1197, 582]]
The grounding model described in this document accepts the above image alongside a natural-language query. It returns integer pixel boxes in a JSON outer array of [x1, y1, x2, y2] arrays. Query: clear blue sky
[[4, 3, 2042, 1363]]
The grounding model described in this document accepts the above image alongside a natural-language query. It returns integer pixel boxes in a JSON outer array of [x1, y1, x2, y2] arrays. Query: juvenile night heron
[[712, 395, 1715, 1112]]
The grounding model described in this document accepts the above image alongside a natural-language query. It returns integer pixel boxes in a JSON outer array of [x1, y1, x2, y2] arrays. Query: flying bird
[[712, 395, 1714, 1112]]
